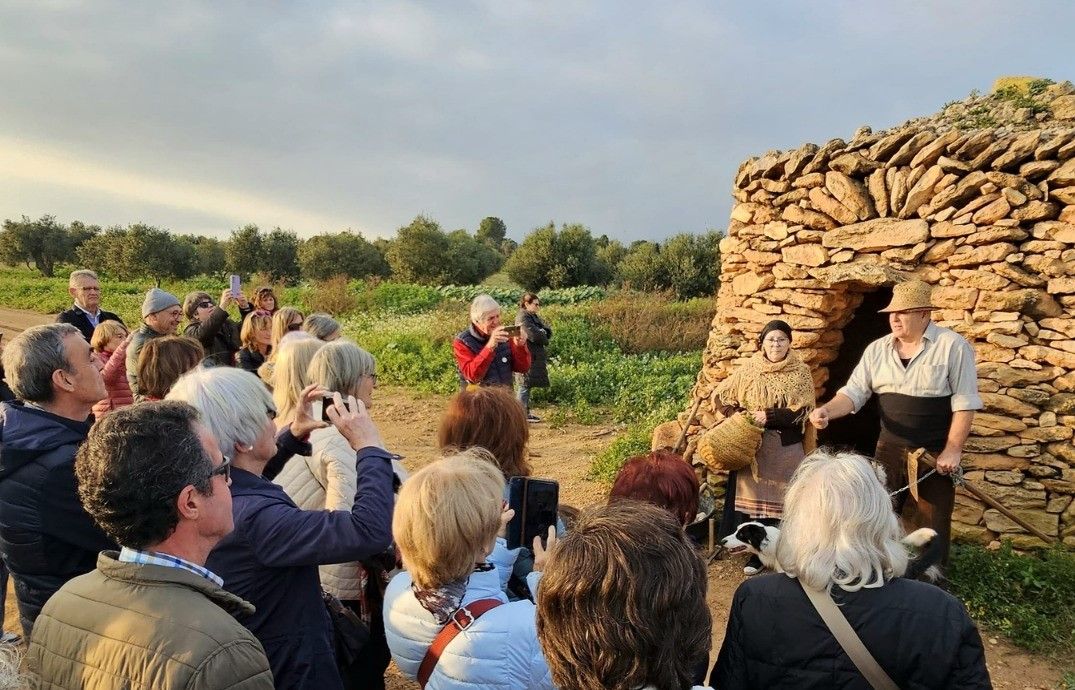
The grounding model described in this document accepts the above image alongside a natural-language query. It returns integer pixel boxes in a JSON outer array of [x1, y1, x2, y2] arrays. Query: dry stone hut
[[669, 78, 1075, 548]]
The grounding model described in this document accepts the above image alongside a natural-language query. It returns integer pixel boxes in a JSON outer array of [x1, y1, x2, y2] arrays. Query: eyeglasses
[[286, 322, 302, 332], [209, 456, 232, 484]]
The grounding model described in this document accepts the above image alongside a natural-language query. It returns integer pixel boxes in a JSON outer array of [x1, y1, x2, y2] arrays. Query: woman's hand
[[497, 503, 515, 539], [532, 526, 557, 572], [752, 410, 767, 426], [291, 383, 329, 438], [326, 392, 386, 451]]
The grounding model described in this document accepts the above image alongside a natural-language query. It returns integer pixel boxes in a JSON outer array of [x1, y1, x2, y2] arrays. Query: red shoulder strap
[[417, 598, 503, 688]]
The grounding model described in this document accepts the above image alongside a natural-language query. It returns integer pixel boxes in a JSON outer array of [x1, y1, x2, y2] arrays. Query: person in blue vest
[[453, 294, 531, 388]]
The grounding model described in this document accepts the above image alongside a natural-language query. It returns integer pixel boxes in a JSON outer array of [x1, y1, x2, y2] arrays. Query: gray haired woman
[[711, 449, 991, 689]]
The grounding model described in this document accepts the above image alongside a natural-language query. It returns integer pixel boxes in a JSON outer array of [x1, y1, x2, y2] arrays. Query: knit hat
[[879, 279, 935, 313], [141, 288, 180, 318], [758, 319, 792, 345]]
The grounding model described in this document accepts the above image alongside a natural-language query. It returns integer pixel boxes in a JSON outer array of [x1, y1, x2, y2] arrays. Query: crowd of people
[[0, 271, 995, 689]]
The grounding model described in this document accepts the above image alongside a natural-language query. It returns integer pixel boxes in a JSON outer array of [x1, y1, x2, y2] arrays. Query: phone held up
[[309, 394, 338, 422], [502, 324, 522, 337], [229, 274, 241, 298], [505, 477, 559, 550]]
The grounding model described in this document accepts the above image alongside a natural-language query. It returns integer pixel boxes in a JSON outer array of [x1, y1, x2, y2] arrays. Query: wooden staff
[[909, 448, 1058, 546], [675, 397, 705, 455]]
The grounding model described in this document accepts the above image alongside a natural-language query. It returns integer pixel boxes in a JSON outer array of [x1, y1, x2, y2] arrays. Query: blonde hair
[[393, 449, 504, 589], [0, 642, 26, 690], [307, 341, 375, 398], [240, 311, 273, 350], [777, 449, 910, 593], [271, 307, 305, 350], [272, 338, 324, 422], [303, 313, 341, 341], [89, 320, 128, 352]]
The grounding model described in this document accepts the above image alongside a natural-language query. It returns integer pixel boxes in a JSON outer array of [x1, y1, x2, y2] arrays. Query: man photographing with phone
[[453, 294, 531, 389]]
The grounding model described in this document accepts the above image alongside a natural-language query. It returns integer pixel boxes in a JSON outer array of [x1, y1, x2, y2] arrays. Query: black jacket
[[516, 309, 552, 388], [0, 401, 117, 636], [711, 574, 991, 690], [56, 307, 124, 342], [183, 306, 248, 367]]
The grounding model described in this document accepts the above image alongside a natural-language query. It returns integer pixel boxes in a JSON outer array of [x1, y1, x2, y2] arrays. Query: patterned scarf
[[713, 350, 815, 414], [412, 563, 496, 624]]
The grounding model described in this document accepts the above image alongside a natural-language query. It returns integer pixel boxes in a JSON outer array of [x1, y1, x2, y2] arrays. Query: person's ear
[[68, 286, 78, 301], [51, 368, 75, 393], [176, 484, 200, 520]]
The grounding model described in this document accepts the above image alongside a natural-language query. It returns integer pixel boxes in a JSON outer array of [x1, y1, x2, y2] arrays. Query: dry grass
[[586, 292, 714, 354]]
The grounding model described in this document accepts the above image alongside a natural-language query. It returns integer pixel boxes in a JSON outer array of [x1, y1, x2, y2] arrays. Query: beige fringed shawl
[[713, 350, 816, 427]]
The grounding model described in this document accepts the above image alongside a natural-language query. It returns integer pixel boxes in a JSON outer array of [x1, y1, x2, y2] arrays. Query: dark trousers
[[875, 439, 955, 567]]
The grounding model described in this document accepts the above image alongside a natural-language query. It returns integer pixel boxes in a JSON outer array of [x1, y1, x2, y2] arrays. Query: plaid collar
[[118, 546, 224, 587]]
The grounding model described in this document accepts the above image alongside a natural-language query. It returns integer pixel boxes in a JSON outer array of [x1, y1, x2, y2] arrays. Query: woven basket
[[695, 412, 763, 474]]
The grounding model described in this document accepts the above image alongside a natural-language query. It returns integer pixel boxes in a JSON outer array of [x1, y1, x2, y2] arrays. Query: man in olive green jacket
[[28, 402, 273, 689]]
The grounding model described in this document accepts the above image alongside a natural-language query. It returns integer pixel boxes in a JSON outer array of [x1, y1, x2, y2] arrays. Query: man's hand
[[935, 446, 962, 475], [290, 383, 329, 439], [532, 525, 557, 573], [327, 392, 386, 452], [809, 407, 830, 429], [485, 327, 510, 349]]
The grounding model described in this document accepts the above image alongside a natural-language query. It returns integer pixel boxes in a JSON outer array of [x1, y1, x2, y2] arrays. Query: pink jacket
[[92, 338, 134, 418]]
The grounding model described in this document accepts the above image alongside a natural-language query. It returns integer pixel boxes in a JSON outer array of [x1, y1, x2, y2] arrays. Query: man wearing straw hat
[[809, 279, 981, 567]]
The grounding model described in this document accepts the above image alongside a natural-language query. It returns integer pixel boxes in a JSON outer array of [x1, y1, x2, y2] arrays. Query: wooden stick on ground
[[674, 397, 704, 455], [910, 448, 1058, 546]]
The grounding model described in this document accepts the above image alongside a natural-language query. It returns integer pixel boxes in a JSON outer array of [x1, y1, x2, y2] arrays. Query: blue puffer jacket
[[384, 539, 553, 690], [207, 446, 395, 690], [0, 401, 117, 636]]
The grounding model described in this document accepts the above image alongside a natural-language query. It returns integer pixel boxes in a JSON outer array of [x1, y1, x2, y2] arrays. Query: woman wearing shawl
[[712, 319, 815, 575]]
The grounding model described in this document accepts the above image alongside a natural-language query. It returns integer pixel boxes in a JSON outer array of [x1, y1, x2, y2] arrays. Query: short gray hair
[[469, 294, 501, 325], [776, 449, 910, 593], [307, 341, 375, 397], [1, 323, 80, 403], [69, 269, 99, 287], [302, 313, 341, 341], [166, 367, 273, 458]]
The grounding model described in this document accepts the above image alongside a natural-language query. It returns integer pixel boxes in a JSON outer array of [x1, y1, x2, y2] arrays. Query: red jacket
[[453, 327, 531, 386], [91, 339, 134, 419]]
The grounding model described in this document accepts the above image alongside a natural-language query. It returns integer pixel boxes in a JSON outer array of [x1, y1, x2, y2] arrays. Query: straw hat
[[878, 279, 935, 313]]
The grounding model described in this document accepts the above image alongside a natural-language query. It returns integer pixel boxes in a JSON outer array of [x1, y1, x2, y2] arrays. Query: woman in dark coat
[[168, 368, 396, 690], [182, 289, 252, 367], [516, 292, 551, 423], [711, 450, 990, 690]]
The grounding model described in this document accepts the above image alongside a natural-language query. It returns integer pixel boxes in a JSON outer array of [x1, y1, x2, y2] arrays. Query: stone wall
[[672, 88, 1075, 548]]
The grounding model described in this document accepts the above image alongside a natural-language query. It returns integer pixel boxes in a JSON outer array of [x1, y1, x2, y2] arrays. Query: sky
[[1, 1, 1073, 243]]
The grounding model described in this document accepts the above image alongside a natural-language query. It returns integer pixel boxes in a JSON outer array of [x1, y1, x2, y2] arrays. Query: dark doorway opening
[[817, 286, 893, 457]]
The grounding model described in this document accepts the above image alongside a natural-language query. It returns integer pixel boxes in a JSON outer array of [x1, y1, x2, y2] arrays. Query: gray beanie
[[141, 288, 180, 318]]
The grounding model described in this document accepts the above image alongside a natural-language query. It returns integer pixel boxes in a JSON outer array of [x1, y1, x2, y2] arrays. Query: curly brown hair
[[536, 501, 710, 690], [437, 386, 531, 478]]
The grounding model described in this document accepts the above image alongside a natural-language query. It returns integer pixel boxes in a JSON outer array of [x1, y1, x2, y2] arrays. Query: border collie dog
[[721, 523, 941, 580]]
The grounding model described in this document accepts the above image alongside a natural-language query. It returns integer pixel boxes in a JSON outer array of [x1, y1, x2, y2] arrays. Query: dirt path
[[0, 307, 1066, 688]]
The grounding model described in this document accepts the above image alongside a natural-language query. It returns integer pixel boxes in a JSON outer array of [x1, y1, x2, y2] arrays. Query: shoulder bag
[[417, 599, 502, 688], [800, 582, 899, 690]]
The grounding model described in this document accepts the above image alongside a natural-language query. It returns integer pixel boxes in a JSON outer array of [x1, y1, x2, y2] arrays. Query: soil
[[0, 306, 1066, 688]]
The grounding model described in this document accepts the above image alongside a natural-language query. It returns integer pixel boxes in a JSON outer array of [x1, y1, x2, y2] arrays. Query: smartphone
[[310, 394, 337, 422], [503, 324, 522, 337], [505, 477, 559, 550], [229, 274, 241, 298]]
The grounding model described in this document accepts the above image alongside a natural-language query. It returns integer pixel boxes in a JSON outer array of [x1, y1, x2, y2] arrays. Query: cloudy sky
[[1, 1, 1073, 243]]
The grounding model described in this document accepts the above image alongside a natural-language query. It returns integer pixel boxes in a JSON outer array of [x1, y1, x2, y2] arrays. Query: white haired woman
[[452, 294, 531, 388], [167, 367, 397, 690], [710, 450, 990, 689], [303, 313, 342, 342], [276, 341, 404, 689], [384, 449, 556, 689]]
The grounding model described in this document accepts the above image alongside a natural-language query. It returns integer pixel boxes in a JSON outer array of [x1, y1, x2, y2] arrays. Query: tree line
[[1, 214, 722, 299]]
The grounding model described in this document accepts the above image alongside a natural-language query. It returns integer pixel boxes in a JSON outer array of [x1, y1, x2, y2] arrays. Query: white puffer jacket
[[273, 427, 410, 600], [384, 540, 552, 690]]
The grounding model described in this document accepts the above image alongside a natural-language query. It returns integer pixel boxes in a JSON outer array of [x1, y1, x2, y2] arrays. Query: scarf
[[713, 350, 815, 414], [412, 563, 495, 624]]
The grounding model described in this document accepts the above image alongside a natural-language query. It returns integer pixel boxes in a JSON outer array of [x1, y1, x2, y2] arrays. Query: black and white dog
[[721, 522, 941, 580]]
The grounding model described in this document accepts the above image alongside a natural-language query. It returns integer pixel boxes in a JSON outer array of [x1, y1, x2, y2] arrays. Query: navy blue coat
[[206, 446, 396, 690], [0, 402, 117, 636], [711, 573, 991, 689], [56, 307, 124, 342]]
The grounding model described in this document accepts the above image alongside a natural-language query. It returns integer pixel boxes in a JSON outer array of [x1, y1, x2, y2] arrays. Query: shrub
[[948, 542, 1075, 660], [585, 292, 714, 354], [303, 276, 360, 315]]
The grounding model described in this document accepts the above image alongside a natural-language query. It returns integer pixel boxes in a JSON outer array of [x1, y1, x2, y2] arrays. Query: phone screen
[[503, 324, 522, 336], [505, 477, 559, 550], [229, 274, 241, 297]]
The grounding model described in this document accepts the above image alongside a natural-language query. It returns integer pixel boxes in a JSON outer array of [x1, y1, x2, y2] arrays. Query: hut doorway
[[817, 287, 893, 456]]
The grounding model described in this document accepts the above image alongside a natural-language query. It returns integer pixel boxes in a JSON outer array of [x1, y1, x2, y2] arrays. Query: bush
[[585, 292, 714, 354], [505, 222, 609, 290], [302, 276, 360, 315], [948, 542, 1075, 660]]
